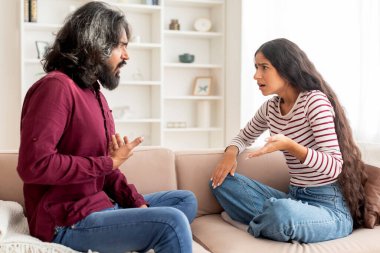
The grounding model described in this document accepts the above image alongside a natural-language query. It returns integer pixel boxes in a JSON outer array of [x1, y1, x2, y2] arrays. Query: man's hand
[[109, 133, 143, 169]]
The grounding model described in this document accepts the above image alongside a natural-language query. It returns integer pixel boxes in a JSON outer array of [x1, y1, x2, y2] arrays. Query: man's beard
[[98, 61, 126, 90]]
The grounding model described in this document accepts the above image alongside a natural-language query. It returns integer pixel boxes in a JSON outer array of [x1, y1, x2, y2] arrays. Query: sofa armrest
[[175, 149, 290, 216], [0, 152, 24, 207]]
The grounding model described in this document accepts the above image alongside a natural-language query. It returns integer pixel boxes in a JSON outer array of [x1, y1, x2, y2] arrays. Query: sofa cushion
[[175, 149, 225, 216], [192, 214, 380, 253], [364, 164, 380, 228], [220, 211, 248, 231], [119, 147, 177, 194]]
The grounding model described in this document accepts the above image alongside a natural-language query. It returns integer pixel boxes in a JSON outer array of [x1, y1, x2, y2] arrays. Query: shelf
[[164, 30, 223, 39], [164, 127, 223, 132], [164, 96, 222, 100], [128, 42, 161, 49], [24, 59, 43, 64], [164, 63, 222, 69], [114, 118, 161, 123], [23, 22, 61, 31], [113, 3, 162, 13], [164, 0, 224, 7], [119, 81, 161, 86]]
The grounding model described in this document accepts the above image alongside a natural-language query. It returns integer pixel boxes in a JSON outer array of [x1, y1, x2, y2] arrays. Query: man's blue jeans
[[53, 190, 197, 253], [210, 173, 353, 243]]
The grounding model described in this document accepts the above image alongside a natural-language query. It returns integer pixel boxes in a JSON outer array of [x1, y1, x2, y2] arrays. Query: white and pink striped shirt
[[231, 90, 343, 187]]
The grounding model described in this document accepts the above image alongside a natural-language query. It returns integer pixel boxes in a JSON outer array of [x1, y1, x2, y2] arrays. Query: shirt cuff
[[101, 156, 114, 173], [302, 148, 314, 166]]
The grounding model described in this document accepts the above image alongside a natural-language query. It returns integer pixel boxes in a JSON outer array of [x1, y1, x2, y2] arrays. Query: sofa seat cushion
[[191, 214, 380, 253]]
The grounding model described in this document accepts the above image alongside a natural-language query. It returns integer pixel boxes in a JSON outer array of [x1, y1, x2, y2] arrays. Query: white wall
[[0, 0, 21, 150], [240, 0, 380, 165], [224, 0, 243, 144]]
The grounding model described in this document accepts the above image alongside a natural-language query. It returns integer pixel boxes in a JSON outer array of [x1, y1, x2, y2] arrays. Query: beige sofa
[[1, 147, 380, 253]]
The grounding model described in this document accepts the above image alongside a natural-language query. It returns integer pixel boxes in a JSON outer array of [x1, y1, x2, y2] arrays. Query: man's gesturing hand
[[109, 133, 144, 169]]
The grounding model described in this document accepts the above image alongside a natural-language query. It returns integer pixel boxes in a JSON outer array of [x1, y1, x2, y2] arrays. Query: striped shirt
[[231, 90, 343, 187]]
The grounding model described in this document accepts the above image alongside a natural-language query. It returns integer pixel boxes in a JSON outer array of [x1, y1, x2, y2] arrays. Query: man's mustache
[[117, 61, 127, 69]]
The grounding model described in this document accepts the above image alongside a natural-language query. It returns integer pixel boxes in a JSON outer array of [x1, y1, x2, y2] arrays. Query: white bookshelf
[[20, 0, 225, 149]]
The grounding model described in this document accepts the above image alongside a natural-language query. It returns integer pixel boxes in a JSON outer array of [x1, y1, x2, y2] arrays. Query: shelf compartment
[[103, 85, 161, 120], [121, 48, 161, 81], [163, 131, 224, 150], [164, 68, 222, 97], [164, 1, 224, 33], [164, 99, 222, 128], [115, 122, 161, 146]]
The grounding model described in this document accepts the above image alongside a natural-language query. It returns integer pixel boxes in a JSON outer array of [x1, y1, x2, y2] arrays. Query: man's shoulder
[[24, 71, 80, 102], [36, 71, 79, 92], [42, 70, 72, 84]]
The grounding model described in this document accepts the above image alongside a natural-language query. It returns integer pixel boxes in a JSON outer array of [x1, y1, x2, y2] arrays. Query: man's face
[[99, 29, 129, 90]]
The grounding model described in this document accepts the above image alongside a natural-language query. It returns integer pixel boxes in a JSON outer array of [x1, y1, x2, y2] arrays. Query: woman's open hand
[[246, 134, 290, 159]]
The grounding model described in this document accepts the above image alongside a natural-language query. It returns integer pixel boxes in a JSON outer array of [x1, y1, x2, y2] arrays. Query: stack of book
[[24, 0, 37, 22]]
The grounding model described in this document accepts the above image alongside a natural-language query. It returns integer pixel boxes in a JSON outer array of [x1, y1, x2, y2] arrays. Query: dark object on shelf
[[169, 19, 180, 30], [179, 53, 195, 63], [30, 0, 38, 22]]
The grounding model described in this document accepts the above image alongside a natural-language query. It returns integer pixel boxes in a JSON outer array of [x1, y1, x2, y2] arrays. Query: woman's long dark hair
[[43, 1, 130, 88], [256, 38, 367, 228]]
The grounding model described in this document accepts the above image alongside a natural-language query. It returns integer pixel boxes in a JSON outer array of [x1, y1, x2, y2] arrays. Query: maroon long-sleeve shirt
[[17, 71, 147, 242]]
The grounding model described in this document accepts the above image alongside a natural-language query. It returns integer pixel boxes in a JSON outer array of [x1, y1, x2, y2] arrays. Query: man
[[17, 2, 197, 253]]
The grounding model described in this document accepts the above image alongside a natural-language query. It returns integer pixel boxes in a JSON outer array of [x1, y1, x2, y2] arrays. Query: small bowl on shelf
[[179, 53, 195, 63]]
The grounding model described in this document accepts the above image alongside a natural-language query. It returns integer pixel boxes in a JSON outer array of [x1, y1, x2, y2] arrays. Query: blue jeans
[[53, 190, 197, 253], [210, 173, 353, 243]]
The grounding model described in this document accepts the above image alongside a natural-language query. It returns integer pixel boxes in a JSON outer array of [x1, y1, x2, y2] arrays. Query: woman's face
[[253, 52, 288, 96]]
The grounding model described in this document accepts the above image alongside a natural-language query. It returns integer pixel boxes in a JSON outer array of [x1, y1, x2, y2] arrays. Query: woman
[[210, 38, 366, 243]]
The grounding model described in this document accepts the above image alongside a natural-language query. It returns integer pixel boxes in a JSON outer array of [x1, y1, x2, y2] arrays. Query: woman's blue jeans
[[53, 190, 197, 253], [210, 173, 353, 243]]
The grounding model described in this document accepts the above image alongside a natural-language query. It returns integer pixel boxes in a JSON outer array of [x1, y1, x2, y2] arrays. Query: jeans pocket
[[301, 185, 338, 208]]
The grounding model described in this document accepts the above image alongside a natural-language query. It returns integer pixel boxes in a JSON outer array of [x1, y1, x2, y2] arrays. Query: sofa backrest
[[0, 152, 24, 206], [175, 149, 290, 216], [0, 147, 177, 207], [119, 146, 178, 194]]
